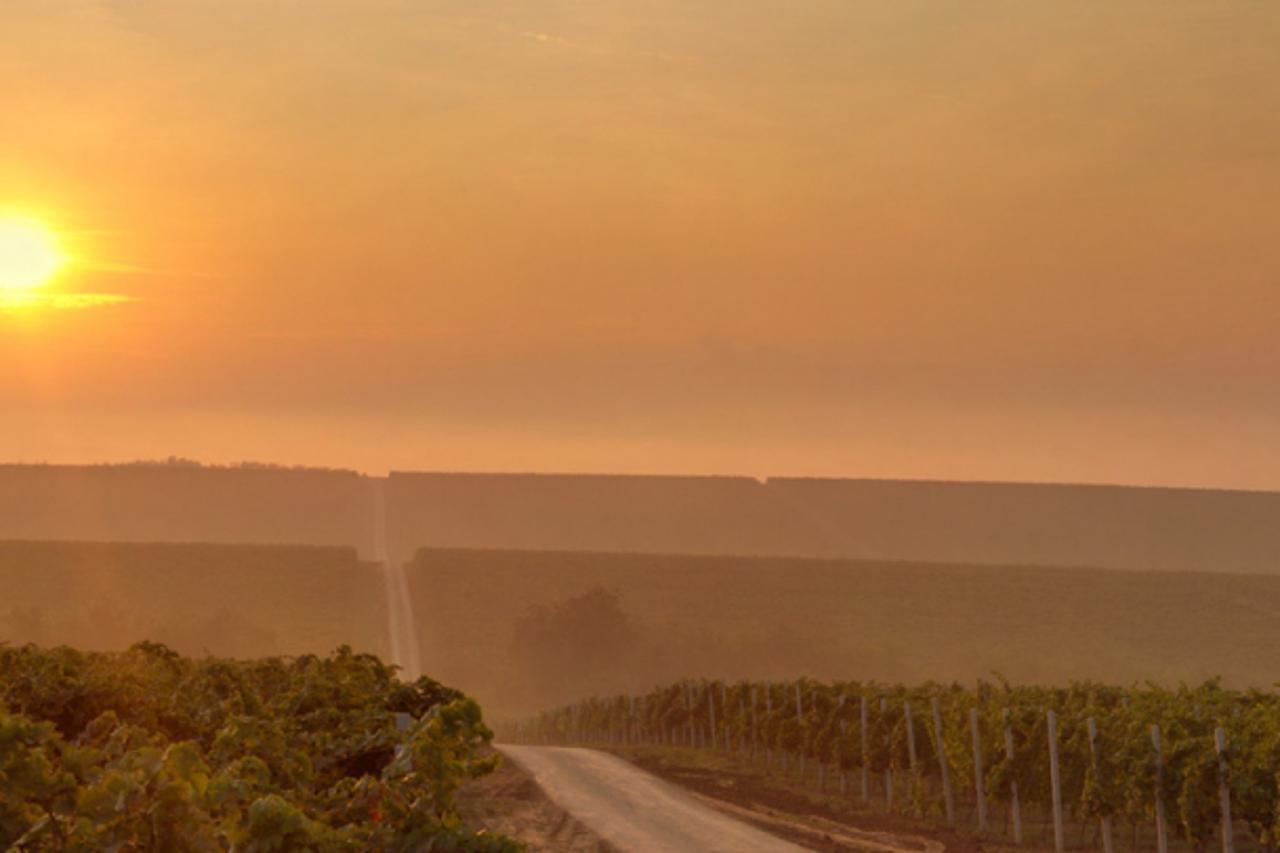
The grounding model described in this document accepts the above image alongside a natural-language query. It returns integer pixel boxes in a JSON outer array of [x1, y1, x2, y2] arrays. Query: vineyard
[[0, 643, 518, 851], [509, 678, 1280, 851]]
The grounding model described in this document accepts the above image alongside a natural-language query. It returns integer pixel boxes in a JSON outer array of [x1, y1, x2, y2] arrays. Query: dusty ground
[[497, 744, 806, 852], [609, 748, 995, 853], [456, 750, 618, 852], [461, 744, 1029, 852]]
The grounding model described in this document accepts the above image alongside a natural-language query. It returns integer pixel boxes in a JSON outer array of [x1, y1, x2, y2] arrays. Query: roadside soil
[[608, 747, 1002, 853], [457, 749, 618, 852]]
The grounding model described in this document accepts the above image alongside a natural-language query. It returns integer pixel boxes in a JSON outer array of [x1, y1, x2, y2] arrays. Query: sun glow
[[0, 218, 67, 293]]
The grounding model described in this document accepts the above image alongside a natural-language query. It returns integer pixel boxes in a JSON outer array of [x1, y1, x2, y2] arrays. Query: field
[[9, 535, 1280, 716], [407, 548, 1280, 715], [0, 540, 387, 660], [0, 463, 373, 555]]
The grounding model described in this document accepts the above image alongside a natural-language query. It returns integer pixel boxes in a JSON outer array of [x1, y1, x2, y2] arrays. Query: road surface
[[369, 478, 422, 679], [498, 745, 807, 852]]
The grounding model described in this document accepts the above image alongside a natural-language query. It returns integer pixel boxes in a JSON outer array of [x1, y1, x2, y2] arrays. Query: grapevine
[[0, 642, 521, 851], [510, 676, 1280, 849]]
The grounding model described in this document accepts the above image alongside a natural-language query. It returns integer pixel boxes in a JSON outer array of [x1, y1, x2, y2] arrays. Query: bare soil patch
[[611, 748, 993, 853]]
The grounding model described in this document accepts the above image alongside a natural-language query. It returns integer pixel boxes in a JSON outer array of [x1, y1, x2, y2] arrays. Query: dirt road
[[368, 478, 421, 679], [498, 745, 806, 852]]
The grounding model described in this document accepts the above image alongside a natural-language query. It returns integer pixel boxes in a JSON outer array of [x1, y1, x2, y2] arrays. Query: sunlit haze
[[0, 218, 65, 293], [6, 6, 1280, 846], [3, 1, 1278, 488]]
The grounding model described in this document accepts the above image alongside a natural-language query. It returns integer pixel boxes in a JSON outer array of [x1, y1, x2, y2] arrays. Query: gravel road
[[498, 745, 807, 852]]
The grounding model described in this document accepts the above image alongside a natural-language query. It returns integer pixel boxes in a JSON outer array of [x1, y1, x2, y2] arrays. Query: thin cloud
[[521, 31, 574, 48], [0, 292, 137, 312], [518, 29, 683, 63], [83, 261, 217, 278]]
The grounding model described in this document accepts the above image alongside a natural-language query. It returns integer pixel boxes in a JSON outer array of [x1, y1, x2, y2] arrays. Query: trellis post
[[970, 707, 988, 832], [932, 697, 955, 824], [1086, 717, 1114, 853], [1047, 709, 1065, 853], [1216, 728, 1234, 853], [1003, 709, 1023, 845], [861, 695, 870, 803], [1152, 724, 1169, 853], [708, 683, 717, 750]]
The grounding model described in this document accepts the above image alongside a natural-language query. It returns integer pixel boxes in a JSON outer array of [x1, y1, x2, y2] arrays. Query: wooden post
[[765, 685, 774, 767], [932, 698, 956, 824], [1216, 728, 1234, 853], [970, 707, 988, 832], [685, 682, 694, 747], [738, 697, 746, 753], [751, 687, 759, 761], [693, 683, 700, 748], [904, 701, 918, 770], [796, 683, 806, 780], [882, 697, 893, 811], [1047, 710, 1065, 853], [1086, 717, 1114, 853], [1152, 725, 1168, 853], [840, 718, 849, 795], [721, 682, 728, 749], [861, 695, 871, 804], [704, 686, 710, 749], [1003, 709, 1023, 845], [708, 683, 718, 750]]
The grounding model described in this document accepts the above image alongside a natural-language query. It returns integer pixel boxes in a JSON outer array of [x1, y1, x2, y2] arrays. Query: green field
[[408, 548, 1280, 715], [0, 540, 387, 660]]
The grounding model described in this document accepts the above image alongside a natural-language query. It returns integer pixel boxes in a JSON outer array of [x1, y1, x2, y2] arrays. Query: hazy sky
[[3, 1, 1278, 487]]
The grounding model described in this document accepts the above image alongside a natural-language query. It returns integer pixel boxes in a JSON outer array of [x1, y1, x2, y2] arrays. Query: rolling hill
[[4, 464, 1280, 575], [0, 540, 387, 659], [406, 547, 1280, 714]]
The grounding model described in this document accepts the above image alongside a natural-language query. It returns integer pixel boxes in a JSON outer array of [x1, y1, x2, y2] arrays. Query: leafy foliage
[[517, 676, 1280, 847], [0, 642, 520, 851]]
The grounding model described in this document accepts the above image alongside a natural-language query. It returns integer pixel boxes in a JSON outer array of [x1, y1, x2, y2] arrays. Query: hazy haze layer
[[4, 1, 1279, 487]]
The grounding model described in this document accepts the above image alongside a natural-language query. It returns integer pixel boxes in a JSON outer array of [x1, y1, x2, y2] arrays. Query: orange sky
[[2, 1, 1279, 488]]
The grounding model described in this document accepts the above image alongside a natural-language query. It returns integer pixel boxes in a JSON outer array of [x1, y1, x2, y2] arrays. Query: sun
[[0, 218, 67, 293]]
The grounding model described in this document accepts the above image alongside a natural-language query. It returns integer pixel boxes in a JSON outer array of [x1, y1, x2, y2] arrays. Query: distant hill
[[0, 464, 373, 555], [389, 472, 1280, 574], [0, 540, 386, 659], [4, 464, 1280, 573], [406, 547, 1280, 714], [384, 472, 811, 565], [767, 477, 1280, 573]]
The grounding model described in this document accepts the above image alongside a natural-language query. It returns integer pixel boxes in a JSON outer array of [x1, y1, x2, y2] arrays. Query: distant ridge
[[2, 463, 1279, 574], [0, 463, 371, 553], [386, 471, 1280, 574]]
